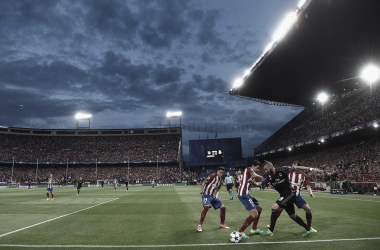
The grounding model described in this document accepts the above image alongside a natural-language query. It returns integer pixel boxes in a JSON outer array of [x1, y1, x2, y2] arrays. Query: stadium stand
[[253, 84, 380, 194], [257, 83, 379, 153], [0, 133, 179, 162], [0, 127, 203, 184]]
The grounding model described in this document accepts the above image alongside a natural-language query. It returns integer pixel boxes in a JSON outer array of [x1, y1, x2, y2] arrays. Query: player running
[[258, 161, 323, 237], [46, 174, 54, 201], [237, 160, 263, 239], [225, 172, 234, 200], [197, 166, 229, 232], [77, 177, 83, 195], [267, 161, 317, 231]]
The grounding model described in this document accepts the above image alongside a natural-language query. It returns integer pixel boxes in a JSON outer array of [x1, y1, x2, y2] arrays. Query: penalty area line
[[0, 198, 119, 238], [0, 237, 379, 248]]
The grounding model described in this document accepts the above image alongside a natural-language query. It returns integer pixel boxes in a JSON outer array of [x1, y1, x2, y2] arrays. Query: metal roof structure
[[229, 0, 380, 108]]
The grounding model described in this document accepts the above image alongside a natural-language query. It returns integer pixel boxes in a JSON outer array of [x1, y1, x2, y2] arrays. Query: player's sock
[[47, 193, 49, 198], [252, 211, 261, 230], [239, 215, 255, 232], [277, 209, 283, 217], [51, 193, 54, 199], [220, 207, 226, 224], [199, 206, 209, 225], [269, 209, 279, 232], [77, 190, 80, 194], [292, 215, 310, 231], [306, 213, 312, 227]]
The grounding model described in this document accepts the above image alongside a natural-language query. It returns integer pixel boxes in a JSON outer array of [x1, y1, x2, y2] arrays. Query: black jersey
[[262, 166, 295, 197], [78, 180, 84, 188]]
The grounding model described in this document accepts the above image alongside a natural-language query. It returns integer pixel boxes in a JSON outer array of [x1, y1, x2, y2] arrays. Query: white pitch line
[[0, 237, 380, 248], [0, 198, 119, 238]]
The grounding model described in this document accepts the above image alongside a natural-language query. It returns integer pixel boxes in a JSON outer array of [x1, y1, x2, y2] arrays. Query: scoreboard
[[188, 138, 242, 166], [205, 149, 224, 163]]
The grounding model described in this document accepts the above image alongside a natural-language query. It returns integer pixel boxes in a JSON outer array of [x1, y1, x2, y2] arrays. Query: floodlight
[[273, 12, 297, 41], [288, 147, 292, 151], [374, 123, 379, 128], [264, 41, 275, 54], [317, 93, 328, 103], [233, 78, 243, 89], [361, 65, 380, 83], [321, 139, 325, 143], [244, 69, 251, 75], [75, 113, 92, 120], [298, 0, 306, 8], [166, 111, 182, 118]]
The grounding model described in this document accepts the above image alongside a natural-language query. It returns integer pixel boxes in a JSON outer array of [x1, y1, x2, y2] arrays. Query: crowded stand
[[261, 83, 380, 152], [0, 165, 201, 185], [265, 137, 379, 183], [0, 134, 179, 162], [256, 135, 380, 195]]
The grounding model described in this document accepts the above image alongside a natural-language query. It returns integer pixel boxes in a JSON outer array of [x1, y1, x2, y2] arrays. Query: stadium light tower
[[167, 111, 182, 128], [75, 113, 92, 129], [166, 111, 183, 183], [361, 65, 380, 83]]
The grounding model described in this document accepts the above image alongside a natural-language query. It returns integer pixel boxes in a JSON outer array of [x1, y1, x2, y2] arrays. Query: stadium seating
[[260, 83, 379, 153]]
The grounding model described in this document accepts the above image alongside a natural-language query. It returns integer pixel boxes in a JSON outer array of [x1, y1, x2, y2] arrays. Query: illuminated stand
[[167, 111, 183, 183], [75, 113, 92, 129]]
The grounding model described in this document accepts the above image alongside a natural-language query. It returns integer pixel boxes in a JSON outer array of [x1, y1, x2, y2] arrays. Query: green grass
[[0, 186, 379, 250]]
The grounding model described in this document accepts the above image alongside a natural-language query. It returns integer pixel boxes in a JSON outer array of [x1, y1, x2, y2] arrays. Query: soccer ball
[[229, 231, 242, 243]]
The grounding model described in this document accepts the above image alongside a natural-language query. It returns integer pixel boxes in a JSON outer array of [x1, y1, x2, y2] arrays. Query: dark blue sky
[[0, 0, 304, 159]]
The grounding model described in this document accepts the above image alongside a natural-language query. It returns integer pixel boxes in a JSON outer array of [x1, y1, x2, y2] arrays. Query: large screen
[[205, 149, 224, 163], [188, 138, 242, 166]]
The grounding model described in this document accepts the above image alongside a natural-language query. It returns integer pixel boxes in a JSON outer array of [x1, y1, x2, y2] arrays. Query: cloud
[[201, 52, 215, 64], [196, 9, 228, 50], [0, 0, 305, 159]]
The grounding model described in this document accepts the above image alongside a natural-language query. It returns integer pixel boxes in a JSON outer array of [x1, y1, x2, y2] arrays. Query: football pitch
[[0, 186, 379, 250]]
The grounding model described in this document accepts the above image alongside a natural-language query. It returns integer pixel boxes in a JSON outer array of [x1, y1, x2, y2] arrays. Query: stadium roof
[[229, 0, 380, 108]]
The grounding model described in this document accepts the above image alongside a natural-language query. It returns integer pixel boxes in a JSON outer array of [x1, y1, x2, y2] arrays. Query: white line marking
[[0, 237, 379, 248], [0, 198, 119, 238]]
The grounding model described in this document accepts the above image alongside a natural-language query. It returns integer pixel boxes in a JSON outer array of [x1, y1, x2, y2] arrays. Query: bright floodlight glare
[[264, 41, 275, 54], [298, 0, 306, 8], [75, 113, 92, 120], [244, 69, 251, 75], [233, 78, 243, 89], [321, 139, 325, 143], [317, 93, 328, 103], [273, 12, 297, 41], [374, 123, 379, 128], [288, 147, 292, 151], [166, 111, 182, 118], [361, 65, 380, 83]]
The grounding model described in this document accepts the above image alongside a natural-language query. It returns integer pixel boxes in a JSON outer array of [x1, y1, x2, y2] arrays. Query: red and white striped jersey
[[47, 178, 54, 188], [235, 174, 243, 185], [203, 173, 223, 196], [238, 167, 255, 196], [288, 171, 310, 196]]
